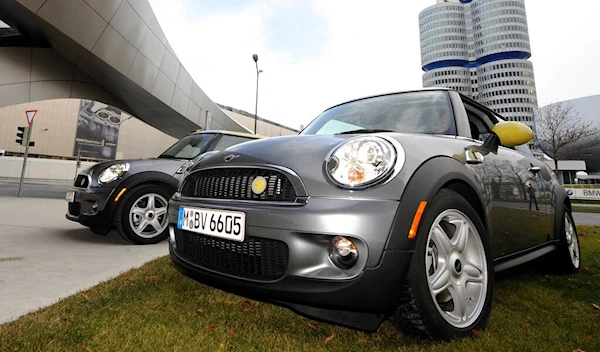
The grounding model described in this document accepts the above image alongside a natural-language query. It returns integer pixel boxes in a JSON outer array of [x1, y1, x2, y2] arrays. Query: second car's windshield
[[158, 133, 216, 160], [301, 91, 456, 136]]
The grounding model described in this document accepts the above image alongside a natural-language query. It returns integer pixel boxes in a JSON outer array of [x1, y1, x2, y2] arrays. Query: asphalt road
[[572, 212, 600, 226], [0, 182, 69, 199], [0, 196, 168, 324]]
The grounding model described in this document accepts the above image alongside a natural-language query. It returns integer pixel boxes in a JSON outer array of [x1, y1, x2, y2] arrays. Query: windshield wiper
[[157, 154, 174, 159], [335, 128, 395, 135]]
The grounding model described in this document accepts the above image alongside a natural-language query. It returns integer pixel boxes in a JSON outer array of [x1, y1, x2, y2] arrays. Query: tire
[[115, 184, 172, 245], [389, 189, 494, 340], [552, 209, 581, 274]]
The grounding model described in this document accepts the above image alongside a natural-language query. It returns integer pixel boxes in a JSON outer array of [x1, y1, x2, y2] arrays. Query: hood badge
[[224, 154, 239, 162]]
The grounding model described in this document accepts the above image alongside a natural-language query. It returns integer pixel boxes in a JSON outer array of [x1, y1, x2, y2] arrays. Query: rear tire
[[389, 189, 494, 340], [115, 184, 172, 245], [552, 209, 581, 274]]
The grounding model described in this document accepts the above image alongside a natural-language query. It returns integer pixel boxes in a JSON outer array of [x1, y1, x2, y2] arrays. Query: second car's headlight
[[98, 163, 130, 184], [325, 136, 401, 188]]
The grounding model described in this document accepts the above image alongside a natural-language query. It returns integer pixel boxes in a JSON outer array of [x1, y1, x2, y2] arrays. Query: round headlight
[[98, 163, 130, 184], [325, 136, 400, 188]]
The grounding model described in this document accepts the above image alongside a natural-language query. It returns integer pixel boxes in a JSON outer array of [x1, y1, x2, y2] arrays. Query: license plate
[[177, 206, 245, 242], [66, 191, 75, 203]]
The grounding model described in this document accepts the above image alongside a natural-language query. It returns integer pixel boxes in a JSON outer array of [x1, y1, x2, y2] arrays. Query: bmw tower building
[[419, 0, 538, 136]]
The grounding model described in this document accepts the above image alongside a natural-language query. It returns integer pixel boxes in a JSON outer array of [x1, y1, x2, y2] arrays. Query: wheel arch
[[385, 156, 489, 251]]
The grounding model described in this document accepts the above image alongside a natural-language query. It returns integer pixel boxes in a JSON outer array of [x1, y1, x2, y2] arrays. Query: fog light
[[330, 235, 358, 269]]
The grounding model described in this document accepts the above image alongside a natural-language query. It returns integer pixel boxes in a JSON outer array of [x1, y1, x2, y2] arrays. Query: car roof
[[190, 129, 263, 139]]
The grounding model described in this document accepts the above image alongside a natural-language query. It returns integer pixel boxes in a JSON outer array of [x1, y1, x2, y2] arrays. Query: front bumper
[[65, 186, 117, 228], [168, 196, 414, 330]]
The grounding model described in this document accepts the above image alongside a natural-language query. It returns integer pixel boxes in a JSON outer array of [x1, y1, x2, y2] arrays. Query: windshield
[[158, 133, 216, 160], [301, 91, 456, 136]]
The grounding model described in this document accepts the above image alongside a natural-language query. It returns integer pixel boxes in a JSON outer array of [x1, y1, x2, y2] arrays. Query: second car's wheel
[[115, 184, 172, 245], [389, 189, 494, 340], [551, 208, 581, 274]]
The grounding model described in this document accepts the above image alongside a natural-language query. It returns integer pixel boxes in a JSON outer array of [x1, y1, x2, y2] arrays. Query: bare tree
[[534, 101, 600, 171]]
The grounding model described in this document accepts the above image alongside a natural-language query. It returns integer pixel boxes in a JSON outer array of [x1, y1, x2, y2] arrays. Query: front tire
[[389, 189, 494, 340], [115, 184, 172, 245]]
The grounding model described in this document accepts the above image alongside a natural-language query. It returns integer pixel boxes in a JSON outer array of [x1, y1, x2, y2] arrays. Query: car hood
[[186, 134, 471, 200]]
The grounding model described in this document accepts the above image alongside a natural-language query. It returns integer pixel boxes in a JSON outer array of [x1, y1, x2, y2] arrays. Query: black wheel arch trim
[[384, 156, 488, 252], [104, 171, 179, 225]]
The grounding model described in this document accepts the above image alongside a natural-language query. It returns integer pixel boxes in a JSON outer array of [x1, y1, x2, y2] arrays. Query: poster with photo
[[72, 100, 127, 159]]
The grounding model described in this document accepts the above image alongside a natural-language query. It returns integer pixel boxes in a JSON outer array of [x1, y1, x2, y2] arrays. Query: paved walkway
[[0, 197, 168, 324]]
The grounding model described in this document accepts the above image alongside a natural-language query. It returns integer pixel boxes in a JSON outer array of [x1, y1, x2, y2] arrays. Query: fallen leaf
[[573, 349, 586, 352], [325, 332, 335, 343], [307, 323, 317, 330], [472, 330, 481, 339], [243, 304, 259, 313], [592, 303, 600, 311], [519, 322, 529, 330], [205, 324, 215, 331], [147, 277, 158, 284], [582, 266, 590, 272], [283, 326, 290, 332], [229, 328, 236, 337], [241, 300, 251, 309], [196, 308, 204, 313]]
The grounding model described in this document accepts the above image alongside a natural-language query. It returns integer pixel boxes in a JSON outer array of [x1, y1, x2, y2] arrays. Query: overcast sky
[[147, 0, 600, 130]]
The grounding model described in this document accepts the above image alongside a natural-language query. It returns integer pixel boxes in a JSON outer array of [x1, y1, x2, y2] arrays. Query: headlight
[[325, 136, 401, 188], [98, 163, 130, 184]]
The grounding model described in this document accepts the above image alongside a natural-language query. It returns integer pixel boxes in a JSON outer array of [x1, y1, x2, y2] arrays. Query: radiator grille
[[181, 168, 297, 202]]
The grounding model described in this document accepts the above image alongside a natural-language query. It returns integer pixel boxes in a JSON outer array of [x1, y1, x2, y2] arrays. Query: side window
[[466, 110, 492, 142], [213, 135, 253, 151]]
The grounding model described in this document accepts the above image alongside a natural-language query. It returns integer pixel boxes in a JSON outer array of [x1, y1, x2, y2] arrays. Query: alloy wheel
[[129, 193, 169, 238], [425, 209, 488, 328]]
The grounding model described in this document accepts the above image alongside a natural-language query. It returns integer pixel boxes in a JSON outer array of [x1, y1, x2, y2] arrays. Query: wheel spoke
[[150, 218, 162, 232], [431, 225, 452, 256], [132, 208, 145, 217], [453, 220, 469, 252], [155, 207, 167, 217], [137, 219, 150, 232], [463, 263, 484, 283], [147, 195, 155, 210], [450, 284, 468, 321], [430, 267, 451, 295]]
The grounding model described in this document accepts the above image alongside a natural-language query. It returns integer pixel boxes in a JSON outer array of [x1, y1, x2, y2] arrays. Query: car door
[[456, 99, 549, 258]]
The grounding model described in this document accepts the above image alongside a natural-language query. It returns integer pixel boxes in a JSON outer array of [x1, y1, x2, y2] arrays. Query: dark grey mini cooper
[[168, 89, 580, 340], [66, 130, 260, 244]]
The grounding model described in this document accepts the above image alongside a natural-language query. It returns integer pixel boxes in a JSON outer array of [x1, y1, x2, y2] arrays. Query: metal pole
[[254, 61, 259, 134], [17, 120, 33, 197], [74, 144, 82, 183]]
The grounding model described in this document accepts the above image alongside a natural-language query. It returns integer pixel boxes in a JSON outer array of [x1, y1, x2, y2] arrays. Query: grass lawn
[[1, 227, 599, 352], [572, 206, 600, 213]]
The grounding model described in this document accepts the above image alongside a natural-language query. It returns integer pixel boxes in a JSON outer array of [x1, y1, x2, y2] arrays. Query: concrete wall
[[222, 109, 298, 137], [0, 156, 97, 182], [0, 0, 250, 138]]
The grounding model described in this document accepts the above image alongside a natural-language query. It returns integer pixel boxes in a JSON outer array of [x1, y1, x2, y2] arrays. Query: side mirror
[[491, 121, 534, 147]]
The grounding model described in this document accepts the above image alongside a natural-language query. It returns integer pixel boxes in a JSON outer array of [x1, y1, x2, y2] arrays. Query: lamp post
[[252, 54, 263, 134]]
